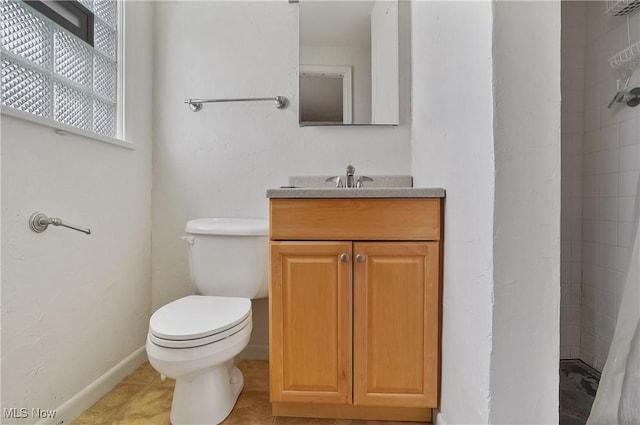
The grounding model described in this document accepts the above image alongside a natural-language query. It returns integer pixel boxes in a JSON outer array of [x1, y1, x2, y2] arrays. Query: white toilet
[[146, 218, 269, 425]]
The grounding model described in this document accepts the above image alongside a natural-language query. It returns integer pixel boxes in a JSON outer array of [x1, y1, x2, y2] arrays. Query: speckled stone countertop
[[266, 187, 446, 198], [267, 175, 445, 198]]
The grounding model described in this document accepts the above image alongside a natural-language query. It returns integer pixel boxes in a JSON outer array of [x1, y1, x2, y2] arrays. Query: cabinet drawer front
[[270, 198, 442, 241]]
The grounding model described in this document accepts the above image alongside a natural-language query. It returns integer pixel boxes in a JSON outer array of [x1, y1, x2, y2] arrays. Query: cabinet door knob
[[356, 254, 366, 263], [340, 253, 350, 262]]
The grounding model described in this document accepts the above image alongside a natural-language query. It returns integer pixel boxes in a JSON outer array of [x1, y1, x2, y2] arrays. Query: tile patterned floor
[[72, 360, 429, 425], [559, 359, 600, 425]]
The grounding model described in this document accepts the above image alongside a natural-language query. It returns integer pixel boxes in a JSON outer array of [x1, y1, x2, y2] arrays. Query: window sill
[[1, 106, 134, 151]]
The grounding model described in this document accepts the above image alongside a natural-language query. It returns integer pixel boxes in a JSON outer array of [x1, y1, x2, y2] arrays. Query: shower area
[[560, 0, 640, 423]]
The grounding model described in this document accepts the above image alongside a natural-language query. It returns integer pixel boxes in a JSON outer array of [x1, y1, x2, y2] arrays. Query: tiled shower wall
[[580, 2, 640, 370], [561, 1, 586, 359]]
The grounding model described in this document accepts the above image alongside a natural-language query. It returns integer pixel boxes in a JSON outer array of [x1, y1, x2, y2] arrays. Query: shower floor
[[560, 359, 601, 425]]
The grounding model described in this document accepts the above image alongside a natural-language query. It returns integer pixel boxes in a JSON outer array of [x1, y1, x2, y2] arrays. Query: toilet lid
[[149, 295, 251, 341]]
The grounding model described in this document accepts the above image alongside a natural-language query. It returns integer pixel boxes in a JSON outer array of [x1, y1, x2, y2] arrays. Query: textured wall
[[0, 2, 153, 422], [151, 1, 412, 358], [490, 2, 561, 423], [411, 2, 495, 423]]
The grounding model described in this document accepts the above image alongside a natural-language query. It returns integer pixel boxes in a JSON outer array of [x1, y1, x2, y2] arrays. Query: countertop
[[266, 187, 446, 198]]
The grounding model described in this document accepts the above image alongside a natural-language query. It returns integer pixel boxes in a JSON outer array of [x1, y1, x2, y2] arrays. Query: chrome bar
[[184, 96, 288, 112], [29, 212, 91, 235]]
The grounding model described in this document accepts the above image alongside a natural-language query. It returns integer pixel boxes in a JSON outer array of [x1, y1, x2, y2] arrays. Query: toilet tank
[[184, 218, 269, 299]]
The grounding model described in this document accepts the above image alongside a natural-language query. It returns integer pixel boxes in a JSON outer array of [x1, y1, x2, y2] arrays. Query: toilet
[[146, 218, 269, 425]]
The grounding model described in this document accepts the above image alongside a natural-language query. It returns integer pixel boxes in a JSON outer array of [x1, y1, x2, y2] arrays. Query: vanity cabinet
[[269, 198, 443, 422]]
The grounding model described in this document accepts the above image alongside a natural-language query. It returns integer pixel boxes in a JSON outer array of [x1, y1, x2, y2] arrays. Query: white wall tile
[[598, 196, 618, 221], [584, 85, 600, 109], [598, 172, 618, 197], [583, 197, 599, 220], [618, 221, 633, 248], [572, 241, 583, 261], [619, 144, 639, 172], [572, 155, 584, 177], [601, 243, 618, 269], [618, 171, 639, 197], [584, 106, 601, 132], [601, 124, 618, 151], [583, 152, 599, 175], [619, 117, 639, 147], [571, 260, 583, 283], [583, 241, 599, 265], [584, 130, 599, 154], [599, 147, 619, 173], [597, 220, 618, 246], [618, 196, 636, 222], [584, 174, 599, 197], [571, 196, 584, 219], [571, 282, 583, 305]]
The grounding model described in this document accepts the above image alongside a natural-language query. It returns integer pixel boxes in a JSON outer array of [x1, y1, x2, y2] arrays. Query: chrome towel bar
[[29, 212, 91, 235], [184, 96, 288, 112]]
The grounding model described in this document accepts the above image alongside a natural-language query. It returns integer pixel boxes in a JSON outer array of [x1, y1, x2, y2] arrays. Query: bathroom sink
[[287, 174, 413, 189], [266, 175, 445, 199]]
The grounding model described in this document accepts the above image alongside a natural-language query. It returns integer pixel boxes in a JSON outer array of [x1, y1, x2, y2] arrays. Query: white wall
[[412, 1, 561, 423], [371, 0, 399, 124], [489, 2, 561, 423], [561, 0, 587, 360], [580, 1, 640, 371], [411, 2, 495, 423], [0, 2, 153, 422], [152, 1, 411, 358]]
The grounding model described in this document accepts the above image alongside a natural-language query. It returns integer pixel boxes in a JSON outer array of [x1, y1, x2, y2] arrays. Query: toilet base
[[170, 359, 244, 425]]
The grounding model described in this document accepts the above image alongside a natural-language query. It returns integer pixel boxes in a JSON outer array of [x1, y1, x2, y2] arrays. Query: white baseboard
[[238, 343, 269, 361], [36, 346, 147, 425], [433, 409, 446, 425]]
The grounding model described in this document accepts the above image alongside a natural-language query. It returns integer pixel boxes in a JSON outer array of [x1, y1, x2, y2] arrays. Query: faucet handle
[[325, 176, 344, 188], [346, 165, 355, 175], [355, 176, 374, 188]]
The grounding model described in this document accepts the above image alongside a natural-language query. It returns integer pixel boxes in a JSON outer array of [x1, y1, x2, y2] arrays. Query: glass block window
[[1, 0, 119, 138]]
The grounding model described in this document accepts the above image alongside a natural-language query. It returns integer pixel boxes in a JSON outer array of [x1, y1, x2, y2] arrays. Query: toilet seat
[[149, 295, 251, 349]]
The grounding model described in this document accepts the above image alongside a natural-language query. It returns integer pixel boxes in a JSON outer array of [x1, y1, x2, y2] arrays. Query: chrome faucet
[[346, 165, 356, 188], [325, 165, 374, 188], [608, 87, 640, 109]]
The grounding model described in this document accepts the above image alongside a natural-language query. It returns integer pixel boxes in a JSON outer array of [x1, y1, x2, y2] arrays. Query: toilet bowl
[[146, 218, 268, 425], [147, 296, 252, 424]]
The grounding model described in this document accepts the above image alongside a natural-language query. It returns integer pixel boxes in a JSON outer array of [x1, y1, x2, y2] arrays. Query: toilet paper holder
[[29, 212, 91, 235]]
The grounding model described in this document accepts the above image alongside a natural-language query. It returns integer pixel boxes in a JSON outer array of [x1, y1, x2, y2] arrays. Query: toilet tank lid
[[185, 218, 269, 236]]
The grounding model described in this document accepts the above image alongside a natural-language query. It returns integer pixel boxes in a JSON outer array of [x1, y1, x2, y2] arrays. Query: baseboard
[[433, 409, 446, 425], [36, 346, 147, 425], [237, 343, 269, 360]]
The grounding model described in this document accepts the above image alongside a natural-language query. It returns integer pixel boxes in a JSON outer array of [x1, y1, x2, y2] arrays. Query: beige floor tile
[[110, 386, 173, 425], [73, 361, 431, 425], [274, 417, 352, 425], [71, 383, 147, 425], [121, 362, 159, 386], [237, 360, 270, 393], [150, 375, 177, 389], [221, 390, 274, 425], [352, 421, 429, 425]]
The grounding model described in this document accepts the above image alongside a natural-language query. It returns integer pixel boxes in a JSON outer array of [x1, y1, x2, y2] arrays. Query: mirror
[[299, 0, 400, 126]]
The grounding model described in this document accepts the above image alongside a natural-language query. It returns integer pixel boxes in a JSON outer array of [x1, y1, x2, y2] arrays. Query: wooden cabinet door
[[353, 242, 440, 408], [270, 241, 353, 404]]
